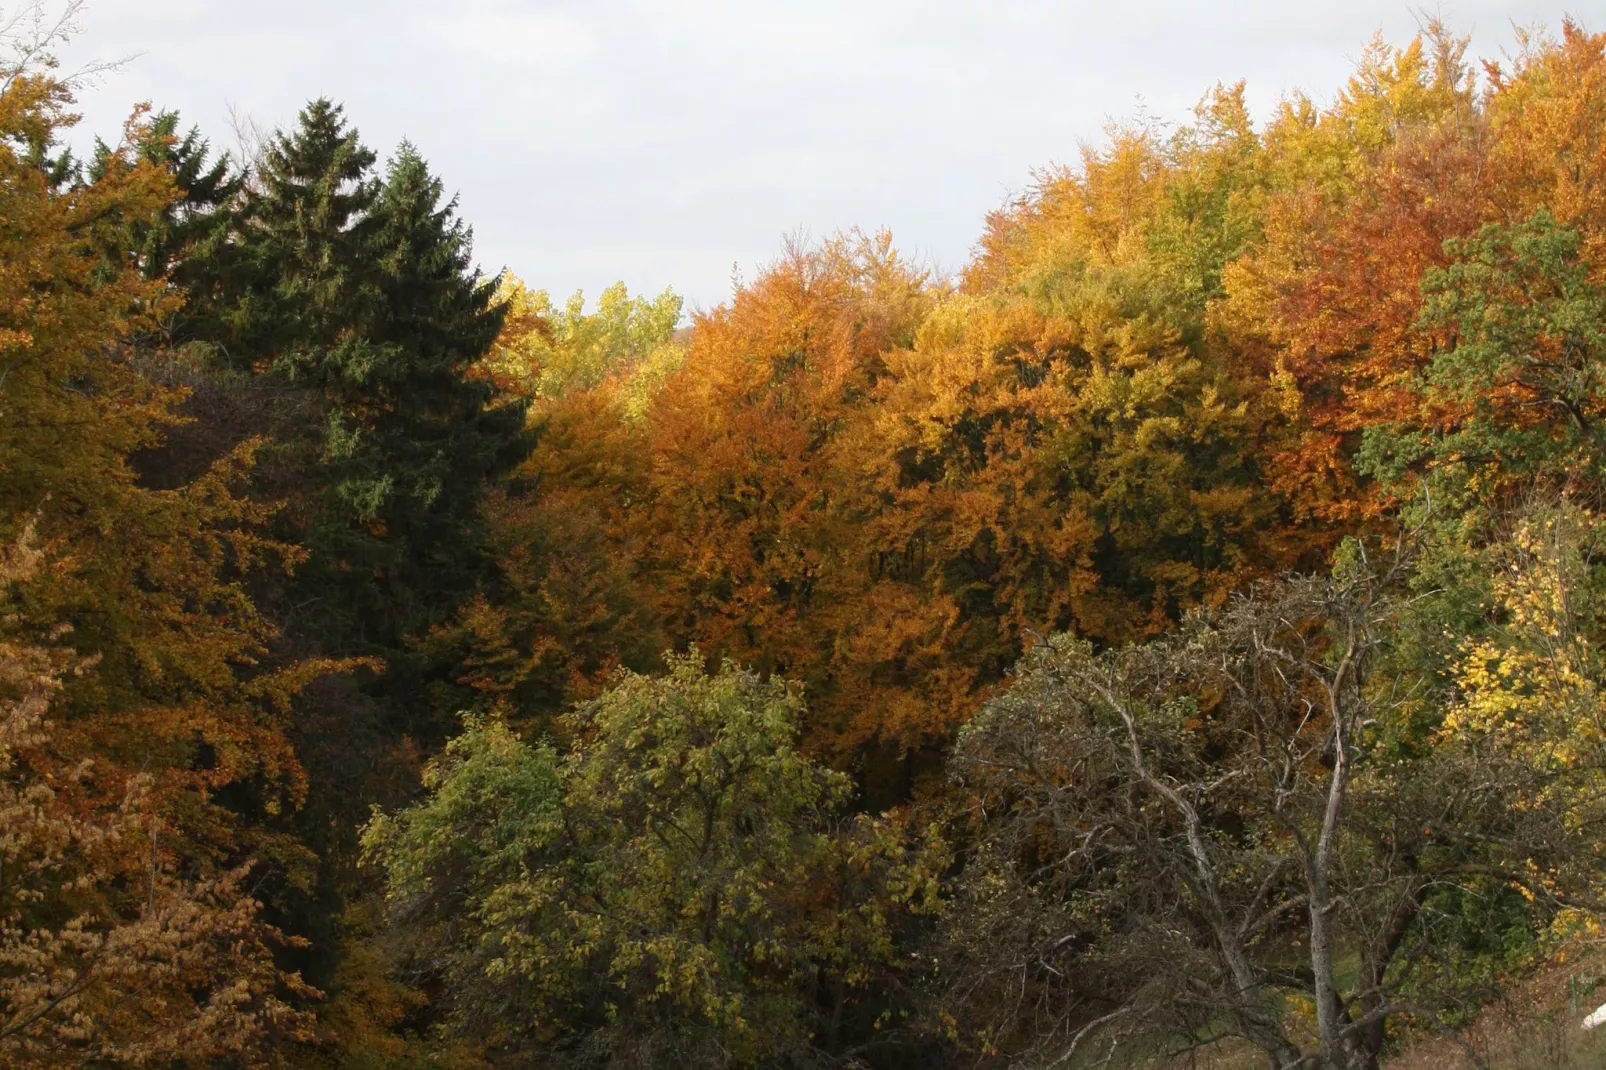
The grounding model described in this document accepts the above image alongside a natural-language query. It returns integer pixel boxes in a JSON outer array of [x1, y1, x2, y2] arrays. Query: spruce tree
[[149, 102, 533, 992], [211, 101, 529, 717], [89, 111, 242, 280], [243, 98, 380, 357], [364, 143, 529, 636], [87, 111, 247, 354]]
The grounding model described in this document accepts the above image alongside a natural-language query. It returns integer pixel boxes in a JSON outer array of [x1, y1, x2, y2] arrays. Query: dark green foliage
[[101, 99, 535, 1008], [237, 98, 381, 361], [89, 110, 242, 283], [357, 144, 531, 644], [175, 100, 532, 681]]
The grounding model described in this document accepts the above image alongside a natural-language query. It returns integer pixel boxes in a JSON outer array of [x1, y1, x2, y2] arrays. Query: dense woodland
[[5, 6, 1606, 1067]]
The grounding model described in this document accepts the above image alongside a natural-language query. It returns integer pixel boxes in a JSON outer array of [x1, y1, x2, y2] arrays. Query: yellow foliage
[[1443, 510, 1606, 813]]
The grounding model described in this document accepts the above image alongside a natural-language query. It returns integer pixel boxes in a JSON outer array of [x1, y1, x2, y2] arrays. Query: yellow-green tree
[[363, 654, 941, 1067], [483, 275, 684, 415]]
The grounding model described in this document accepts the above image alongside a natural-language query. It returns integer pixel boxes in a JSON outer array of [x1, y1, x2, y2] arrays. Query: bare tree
[[944, 530, 1606, 1069], [1, 1, 129, 91]]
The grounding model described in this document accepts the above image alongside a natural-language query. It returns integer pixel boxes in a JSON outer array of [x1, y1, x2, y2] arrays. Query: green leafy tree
[[363, 653, 942, 1068], [1382, 212, 1606, 502]]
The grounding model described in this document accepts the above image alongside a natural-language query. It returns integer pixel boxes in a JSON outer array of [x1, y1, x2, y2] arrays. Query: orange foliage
[[461, 227, 1280, 773], [634, 233, 935, 759], [1487, 23, 1606, 262], [443, 22, 1606, 790], [1225, 22, 1606, 527], [1218, 30, 1485, 526], [0, 527, 316, 1066]]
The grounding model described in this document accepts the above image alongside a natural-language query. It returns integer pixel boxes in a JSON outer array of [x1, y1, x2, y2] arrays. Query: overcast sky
[[57, 1, 1590, 313]]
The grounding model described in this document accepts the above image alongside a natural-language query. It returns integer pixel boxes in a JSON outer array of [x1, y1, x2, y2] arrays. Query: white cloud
[[55, 0, 1593, 308], [419, 1, 595, 67]]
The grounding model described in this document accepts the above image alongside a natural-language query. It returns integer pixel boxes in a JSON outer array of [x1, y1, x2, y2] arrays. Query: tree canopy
[[7, 11, 1606, 1069]]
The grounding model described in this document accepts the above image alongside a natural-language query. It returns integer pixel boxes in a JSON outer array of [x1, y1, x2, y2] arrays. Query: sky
[[53, 0, 1593, 314]]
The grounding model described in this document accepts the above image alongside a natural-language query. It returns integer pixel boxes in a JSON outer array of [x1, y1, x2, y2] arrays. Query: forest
[[4, 5, 1606, 1068]]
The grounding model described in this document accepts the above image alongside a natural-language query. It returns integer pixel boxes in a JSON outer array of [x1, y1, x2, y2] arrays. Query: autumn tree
[[967, 82, 1265, 311], [460, 222, 1282, 784], [1218, 25, 1530, 532], [483, 275, 684, 413], [0, 46, 332, 866], [0, 528, 316, 1066], [0, 42, 364, 1057], [858, 253, 1272, 665], [1485, 22, 1606, 266], [12, 8, 1606, 1065], [630, 234, 940, 766]]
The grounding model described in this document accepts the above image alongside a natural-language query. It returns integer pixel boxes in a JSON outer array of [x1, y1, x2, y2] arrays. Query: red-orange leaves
[[1224, 29, 1489, 526]]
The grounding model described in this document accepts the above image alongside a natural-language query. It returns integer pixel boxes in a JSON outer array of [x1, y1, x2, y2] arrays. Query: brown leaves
[[0, 526, 316, 1066]]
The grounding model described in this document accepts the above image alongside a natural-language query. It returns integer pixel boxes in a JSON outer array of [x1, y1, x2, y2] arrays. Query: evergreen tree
[[195, 101, 530, 678], [240, 98, 380, 361], [87, 111, 247, 354], [123, 101, 535, 999], [363, 143, 530, 640], [89, 111, 242, 280]]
